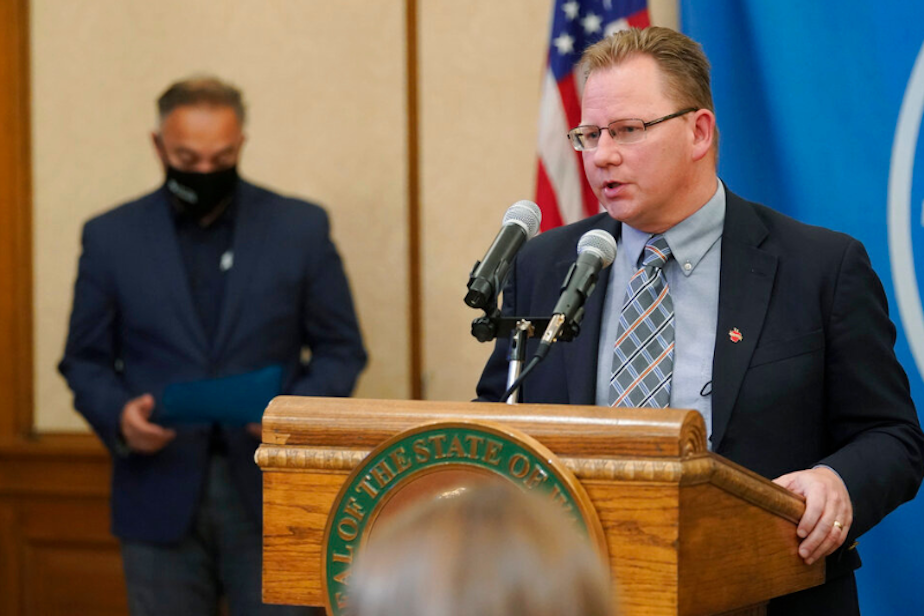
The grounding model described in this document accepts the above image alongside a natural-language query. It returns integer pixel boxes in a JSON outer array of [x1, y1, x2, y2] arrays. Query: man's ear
[[236, 134, 246, 159], [151, 132, 168, 167], [690, 109, 716, 162]]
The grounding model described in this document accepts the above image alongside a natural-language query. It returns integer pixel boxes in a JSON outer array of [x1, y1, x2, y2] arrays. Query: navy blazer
[[477, 189, 924, 611], [60, 179, 367, 543]]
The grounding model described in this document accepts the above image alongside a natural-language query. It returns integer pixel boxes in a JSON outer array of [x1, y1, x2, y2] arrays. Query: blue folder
[[157, 365, 283, 426]]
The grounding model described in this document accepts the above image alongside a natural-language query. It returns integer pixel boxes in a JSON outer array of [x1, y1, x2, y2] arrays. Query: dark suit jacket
[[60, 179, 367, 543], [477, 189, 924, 612]]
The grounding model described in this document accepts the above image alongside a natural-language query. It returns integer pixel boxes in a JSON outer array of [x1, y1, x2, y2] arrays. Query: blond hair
[[581, 27, 718, 150], [350, 483, 613, 616]]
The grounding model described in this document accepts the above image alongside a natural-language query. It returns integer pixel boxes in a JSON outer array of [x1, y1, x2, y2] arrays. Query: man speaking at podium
[[477, 27, 924, 615]]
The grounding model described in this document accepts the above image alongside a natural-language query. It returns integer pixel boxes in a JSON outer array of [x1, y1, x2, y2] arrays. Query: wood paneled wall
[[0, 438, 124, 615], [0, 1, 126, 613]]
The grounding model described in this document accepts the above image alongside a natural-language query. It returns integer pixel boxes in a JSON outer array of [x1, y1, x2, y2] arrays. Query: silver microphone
[[537, 229, 617, 356], [465, 200, 542, 310]]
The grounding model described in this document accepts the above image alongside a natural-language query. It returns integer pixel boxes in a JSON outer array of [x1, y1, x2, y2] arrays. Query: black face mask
[[165, 166, 239, 220]]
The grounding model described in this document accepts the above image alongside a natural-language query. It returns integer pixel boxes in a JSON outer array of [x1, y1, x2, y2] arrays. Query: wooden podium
[[256, 397, 824, 616]]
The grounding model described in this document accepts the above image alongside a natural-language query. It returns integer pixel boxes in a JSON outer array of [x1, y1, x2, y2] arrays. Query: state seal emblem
[[320, 420, 606, 615]]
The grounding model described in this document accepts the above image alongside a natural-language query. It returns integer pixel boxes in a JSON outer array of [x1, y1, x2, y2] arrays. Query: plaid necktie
[[609, 235, 674, 408]]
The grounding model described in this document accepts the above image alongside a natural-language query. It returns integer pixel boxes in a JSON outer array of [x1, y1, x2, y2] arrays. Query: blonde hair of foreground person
[[349, 483, 614, 616]]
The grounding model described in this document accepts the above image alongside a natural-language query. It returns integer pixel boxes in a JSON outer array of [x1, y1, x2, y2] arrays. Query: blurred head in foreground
[[350, 483, 613, 616]]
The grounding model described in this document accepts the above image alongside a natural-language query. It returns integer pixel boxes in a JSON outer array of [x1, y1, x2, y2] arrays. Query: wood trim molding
[[0, 0, 34, 441], [405, 0, 423, 399], [256, 445, 369, 471], [255, 443, 805, 526]]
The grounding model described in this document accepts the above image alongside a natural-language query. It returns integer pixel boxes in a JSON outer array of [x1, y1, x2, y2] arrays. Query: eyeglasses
[[567, 107, 698, 151]]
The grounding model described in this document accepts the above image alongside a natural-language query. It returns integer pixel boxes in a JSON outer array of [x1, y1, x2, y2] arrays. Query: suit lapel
[[145, 189, 210, 360], [562, 215, 621, 405], [212, 182, 271, 359], [710, 192, 778, 450]]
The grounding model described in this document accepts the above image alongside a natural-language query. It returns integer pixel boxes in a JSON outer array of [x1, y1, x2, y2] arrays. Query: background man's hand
[[773, 467, 853, 565], [246, 422, 262, 440], [119, 394, 176, 454]]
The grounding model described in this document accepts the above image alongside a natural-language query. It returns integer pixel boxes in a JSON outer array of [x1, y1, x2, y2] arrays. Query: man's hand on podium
[[773, 467, 853, 565]]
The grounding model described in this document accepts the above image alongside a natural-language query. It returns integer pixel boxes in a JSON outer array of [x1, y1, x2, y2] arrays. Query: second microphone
[[536, 229, 617, 358]]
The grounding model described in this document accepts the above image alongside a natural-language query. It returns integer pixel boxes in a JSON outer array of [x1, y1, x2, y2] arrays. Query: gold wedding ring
[[833, 520, 844, 530]]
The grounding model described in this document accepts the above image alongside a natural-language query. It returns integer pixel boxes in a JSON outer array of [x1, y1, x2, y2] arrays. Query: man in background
[[477, 27, 924, 615], [60, 76, 367, 615]]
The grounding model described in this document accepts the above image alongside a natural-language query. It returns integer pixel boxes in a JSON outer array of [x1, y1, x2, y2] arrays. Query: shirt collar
[[664, 179, 725, 276], [620, 179, 725, 276]]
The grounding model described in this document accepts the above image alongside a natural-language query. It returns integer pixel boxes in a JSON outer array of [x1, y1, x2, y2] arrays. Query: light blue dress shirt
[[596, 180, 725, 447]]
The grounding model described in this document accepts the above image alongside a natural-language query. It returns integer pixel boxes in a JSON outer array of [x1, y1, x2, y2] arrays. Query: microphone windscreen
[[502, 200, 542, 239], [577, 229, 617, 268]]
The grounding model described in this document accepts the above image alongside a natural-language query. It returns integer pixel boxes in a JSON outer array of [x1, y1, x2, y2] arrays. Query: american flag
[[536, 0, 650, 231]]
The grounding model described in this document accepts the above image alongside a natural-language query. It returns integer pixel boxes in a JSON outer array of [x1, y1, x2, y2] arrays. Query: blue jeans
[[121, 455, 319, 616]]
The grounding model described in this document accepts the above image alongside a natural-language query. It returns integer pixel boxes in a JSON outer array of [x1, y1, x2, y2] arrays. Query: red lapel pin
[[729, 327, 743, 343]]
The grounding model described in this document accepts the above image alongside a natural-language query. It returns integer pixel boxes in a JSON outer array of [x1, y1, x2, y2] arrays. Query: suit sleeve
[[58, 221, 132, 453], [818, 239, 924, 541], [288, 212, 367, 397]]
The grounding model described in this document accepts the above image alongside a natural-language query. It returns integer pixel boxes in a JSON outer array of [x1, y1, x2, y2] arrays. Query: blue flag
[[682, 1, 924, 613]]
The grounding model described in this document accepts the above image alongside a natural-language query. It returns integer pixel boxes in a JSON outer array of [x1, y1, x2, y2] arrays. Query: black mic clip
[[465, 259, 499, 311], [470, 307, 500, 343], [470, 313, 573, 344]]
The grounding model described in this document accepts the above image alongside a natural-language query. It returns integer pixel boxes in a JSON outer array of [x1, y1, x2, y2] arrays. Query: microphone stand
[[471, 312, 575, 404], [505, 320, 534, 404]]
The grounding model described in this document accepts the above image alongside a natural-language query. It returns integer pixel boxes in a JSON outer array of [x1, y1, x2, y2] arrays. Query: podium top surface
[[262, 397, 707, 459]]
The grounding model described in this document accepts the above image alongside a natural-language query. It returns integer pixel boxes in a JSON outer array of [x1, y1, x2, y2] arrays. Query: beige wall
[[418, 2, 552, 400], [32, 0, 678, 430], [31, 0, 409, 430]]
